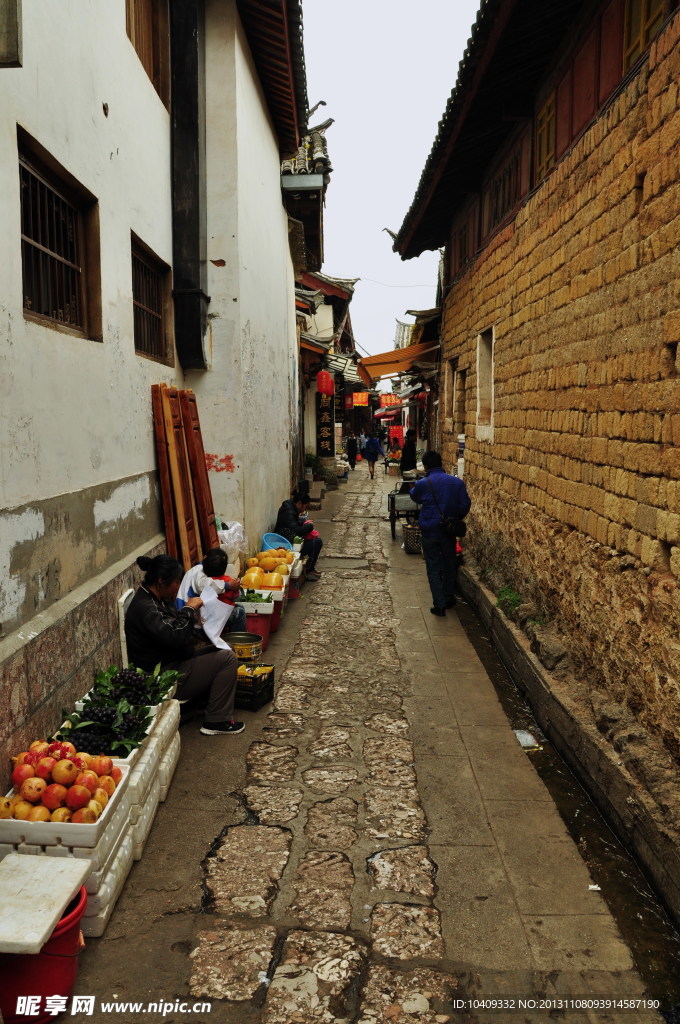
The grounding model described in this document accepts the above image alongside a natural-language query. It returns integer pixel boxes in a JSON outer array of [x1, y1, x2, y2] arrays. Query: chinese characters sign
[[353, 392, 368, 407], [316, 392, 335, 458], [379, 394, 401, 407]]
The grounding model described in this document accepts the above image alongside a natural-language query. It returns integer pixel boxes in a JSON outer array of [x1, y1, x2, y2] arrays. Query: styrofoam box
[[149, 698, 180, 751], [39, 786, 131, 874], [241, 602, 274, 615], [0, 763, 130, 849], [81, 832, 135, 937], [158, 734, 180, 802], [117, 739, 160, 825], [132, 776, 161, 861], [83, 817, 129, 894]]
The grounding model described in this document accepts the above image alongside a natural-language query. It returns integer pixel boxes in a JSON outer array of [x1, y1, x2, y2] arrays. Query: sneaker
[[200, 720, 245, 735], [430, 606, 446, 617]]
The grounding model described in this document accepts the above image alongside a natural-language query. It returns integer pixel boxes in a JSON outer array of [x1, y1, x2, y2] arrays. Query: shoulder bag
[[426, 477, 467, 538]]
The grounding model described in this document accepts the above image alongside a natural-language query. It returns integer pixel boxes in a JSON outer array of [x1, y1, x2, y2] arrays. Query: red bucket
[[245, 611, 271, 651], [0, 886, 87, 1024]]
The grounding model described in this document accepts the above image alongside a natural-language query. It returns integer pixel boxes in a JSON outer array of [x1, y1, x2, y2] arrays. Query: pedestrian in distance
[[346, 431, 358, 471], [409, 451, 471, 616], [125, 555, 244, 735], [275, 488, 323, 580], [363, 432, 386, 480], [400, 428, 418, 474]]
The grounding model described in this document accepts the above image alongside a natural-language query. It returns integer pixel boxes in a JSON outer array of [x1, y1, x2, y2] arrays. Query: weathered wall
[[0, 0, 178, 637], [440, 14, 680, 757], [191, 0, 298, 551]]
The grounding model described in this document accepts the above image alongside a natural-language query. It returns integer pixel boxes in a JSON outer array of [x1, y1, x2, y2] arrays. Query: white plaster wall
[[307, 302, 335, 346], [194, 0, 298, 551], [0, 0, 179, 512]]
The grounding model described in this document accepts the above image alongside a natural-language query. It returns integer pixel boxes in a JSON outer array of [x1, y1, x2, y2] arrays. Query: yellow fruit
[[241, 570, 264, 588], [274, 563, 290, 576], [285, 551, 295, 564], [254, 666, 271, 676], [276, 548, 288, 558], [265, 549, 279, 557], [256, 551, 268, 561], [259, 557, 279, 572], [260, 572, 284, 589], [246, 557, 259, 569]]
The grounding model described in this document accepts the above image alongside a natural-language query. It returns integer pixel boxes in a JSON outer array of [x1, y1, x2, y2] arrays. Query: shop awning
[[357, 341, 440, 386], [374, 407, 400, 419]]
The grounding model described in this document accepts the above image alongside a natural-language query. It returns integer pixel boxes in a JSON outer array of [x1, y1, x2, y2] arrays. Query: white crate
[[83, 819, 129, 895], [149, 699, 180, 752], [81, 831, 135, 937], [132, 777, 161, 861], [0, 763, 130, 850], [158, 733, 180, 802]]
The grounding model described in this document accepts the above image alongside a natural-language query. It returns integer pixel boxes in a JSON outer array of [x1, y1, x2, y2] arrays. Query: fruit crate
[[235, 663, 275, 711]]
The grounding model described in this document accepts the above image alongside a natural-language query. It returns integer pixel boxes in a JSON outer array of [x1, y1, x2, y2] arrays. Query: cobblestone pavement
[[74, 467, 662, 1024]]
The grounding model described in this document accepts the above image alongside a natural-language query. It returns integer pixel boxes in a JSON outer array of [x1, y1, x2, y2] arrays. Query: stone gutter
[[459, 564, 680, 929]]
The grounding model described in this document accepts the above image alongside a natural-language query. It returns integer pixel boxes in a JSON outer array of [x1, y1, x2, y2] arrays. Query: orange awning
[[356, 341, 440, 386]]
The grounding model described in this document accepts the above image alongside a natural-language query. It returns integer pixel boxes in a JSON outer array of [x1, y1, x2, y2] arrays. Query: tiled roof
[[282, 118, 334, 179]]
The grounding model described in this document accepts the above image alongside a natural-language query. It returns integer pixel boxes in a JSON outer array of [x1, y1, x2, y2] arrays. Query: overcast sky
[[302, 0, 481, 356]]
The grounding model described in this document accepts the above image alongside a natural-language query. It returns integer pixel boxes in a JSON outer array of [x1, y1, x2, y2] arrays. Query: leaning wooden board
[[0, 854, 90, 953]]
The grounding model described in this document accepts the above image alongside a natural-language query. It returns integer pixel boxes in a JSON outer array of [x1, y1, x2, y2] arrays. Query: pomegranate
[[97, 775, 116, 797], [93, 787, 109, 809], [50, 807, 72, 823], [41, 783, 68, 810], [35, 756, 57, 781], [12, 763, 35, 789], [73, 754, 90, 770], [52, 759, 78, 786], [65, 785, 91, 811], [29, 740, 50, 756], [71, 807, 97, 824], [20, 777, 47, 803], [110, 766, 124, 785], [87, 799, 103, 819], [12, 800, 33, 820], [27, 805, 51, 822], [74, 771, 98, 794], [0, 797, 13, 819], [12, 751, 32, 766], [59, 741, 77, 759], [90, 755, 113, 776]]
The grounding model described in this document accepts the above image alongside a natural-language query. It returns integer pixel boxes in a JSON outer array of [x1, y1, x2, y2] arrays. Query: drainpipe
[[170, 0, 210, 370]]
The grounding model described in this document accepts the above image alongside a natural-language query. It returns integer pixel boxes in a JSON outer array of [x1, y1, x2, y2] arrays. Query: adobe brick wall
[[441, 13, 680, 759], [0, 536, 164, 769]]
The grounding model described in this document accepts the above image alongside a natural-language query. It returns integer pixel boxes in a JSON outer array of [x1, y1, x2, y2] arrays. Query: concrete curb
[[459, 564, 680, 928]]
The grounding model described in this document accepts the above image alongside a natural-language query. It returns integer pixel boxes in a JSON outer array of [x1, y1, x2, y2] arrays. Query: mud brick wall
[[440, 14, 680, 757], [0, 538, 164, 768]]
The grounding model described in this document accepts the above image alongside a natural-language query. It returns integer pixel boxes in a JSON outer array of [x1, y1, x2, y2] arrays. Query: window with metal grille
[[624, 0, 665, 69], [20, 157, 85, 330], [131, 239, 171, 361], [535, 94, 556, 182]]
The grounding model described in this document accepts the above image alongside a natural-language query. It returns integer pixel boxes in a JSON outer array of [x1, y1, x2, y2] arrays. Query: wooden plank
[[159, 383, 200, 570], [179, 389, 219, 554], [151, 384, 180, 560]]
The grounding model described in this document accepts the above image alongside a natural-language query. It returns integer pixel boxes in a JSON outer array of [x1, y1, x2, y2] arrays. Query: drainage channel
[[455, 599, 680, 1021]]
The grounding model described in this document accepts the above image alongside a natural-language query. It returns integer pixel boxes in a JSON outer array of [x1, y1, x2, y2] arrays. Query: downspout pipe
[[170, 0, 210, 370]]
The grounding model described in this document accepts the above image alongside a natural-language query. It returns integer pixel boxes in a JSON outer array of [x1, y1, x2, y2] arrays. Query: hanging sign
[[353, 392, 369, 407], [344, 396, 353, 410], [316, 392, 335, 458], [379, 394, 401, 407]]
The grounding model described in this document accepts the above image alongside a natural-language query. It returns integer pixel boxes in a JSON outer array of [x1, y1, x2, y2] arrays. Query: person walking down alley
[[410, 451, 471, 616], [363, 432, 386, 480], [346, 431, 358, 471], [275, 488, 323, 581], [400, 428, 418, 474]]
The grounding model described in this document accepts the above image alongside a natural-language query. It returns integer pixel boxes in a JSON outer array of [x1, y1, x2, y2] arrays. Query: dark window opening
[[131, 237, 172, 363]]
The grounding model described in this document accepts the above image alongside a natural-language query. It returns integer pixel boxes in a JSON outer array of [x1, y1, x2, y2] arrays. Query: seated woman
[[125, 554, 244, 735], [275, 488, 323, 581]]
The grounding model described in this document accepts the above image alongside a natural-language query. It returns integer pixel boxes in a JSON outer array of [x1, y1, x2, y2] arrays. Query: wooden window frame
[[125, 0, 170, 106], [18, 129, 102, 341], [624, 0, 665, 69], [131, 234, 174, 365], [476, 328, 494, 442], [535, 93, 556, 182]]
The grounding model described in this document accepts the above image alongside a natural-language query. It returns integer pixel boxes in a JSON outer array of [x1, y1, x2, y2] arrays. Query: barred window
[[132, 238, 172, 362], [20, 158, 84, 329], [489, 150, 522, 229]]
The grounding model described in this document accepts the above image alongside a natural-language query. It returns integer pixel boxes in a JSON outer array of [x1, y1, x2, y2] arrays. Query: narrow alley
[[71, 468, 664, 1024]]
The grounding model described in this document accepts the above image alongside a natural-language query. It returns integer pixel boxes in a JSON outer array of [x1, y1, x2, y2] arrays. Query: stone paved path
[[74, 466, 662, 1024]]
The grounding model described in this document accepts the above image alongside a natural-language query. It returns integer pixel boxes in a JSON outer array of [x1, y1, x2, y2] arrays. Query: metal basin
[[222, 632, 263, 660]]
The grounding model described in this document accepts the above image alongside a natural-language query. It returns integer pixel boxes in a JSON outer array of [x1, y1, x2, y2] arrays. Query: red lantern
[[316, 370, 335, 395], [416, 390, 428, 405]]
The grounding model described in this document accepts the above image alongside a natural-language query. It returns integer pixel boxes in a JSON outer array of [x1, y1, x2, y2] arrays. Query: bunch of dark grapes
[[84, 704, 118, 726], [72, 728, 113, 755], [109, 668, 154, 706]]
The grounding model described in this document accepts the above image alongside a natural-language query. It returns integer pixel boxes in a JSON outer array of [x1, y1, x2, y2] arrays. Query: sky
[[302, 0, 481, 357]]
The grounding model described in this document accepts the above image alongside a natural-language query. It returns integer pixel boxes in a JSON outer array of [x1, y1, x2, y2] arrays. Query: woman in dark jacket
[[125, 554, 243, 735], [400, 429, 418, 474], [275, 489, 323, 580], [346, 432, 358, 470]]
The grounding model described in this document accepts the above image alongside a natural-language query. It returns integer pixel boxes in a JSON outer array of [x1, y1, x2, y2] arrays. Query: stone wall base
[[1, 533, 165, 766], [459, 564, 680, 929]]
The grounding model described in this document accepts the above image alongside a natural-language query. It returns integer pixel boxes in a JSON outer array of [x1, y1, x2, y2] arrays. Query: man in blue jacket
[[410, 451, 471, 616]]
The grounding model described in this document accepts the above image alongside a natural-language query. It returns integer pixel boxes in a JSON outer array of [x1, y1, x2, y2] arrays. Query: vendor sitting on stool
[[275, 488, 323, 581]]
